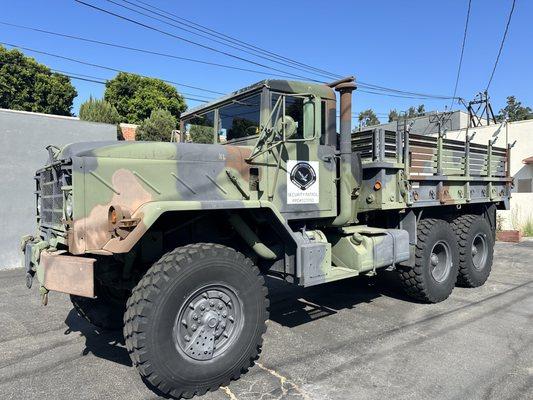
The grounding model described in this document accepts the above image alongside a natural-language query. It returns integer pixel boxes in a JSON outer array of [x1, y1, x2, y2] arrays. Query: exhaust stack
[[330, 76, 357, 226]]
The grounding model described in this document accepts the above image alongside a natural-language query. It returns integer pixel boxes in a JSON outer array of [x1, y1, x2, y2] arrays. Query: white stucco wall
[[0, 109, 117, 268]]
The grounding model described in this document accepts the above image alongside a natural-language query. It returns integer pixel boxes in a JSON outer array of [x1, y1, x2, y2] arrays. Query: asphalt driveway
[[0, 242, 532, 400]]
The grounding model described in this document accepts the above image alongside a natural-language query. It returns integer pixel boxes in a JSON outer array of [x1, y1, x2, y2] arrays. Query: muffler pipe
[[332, 77, 357, 226]]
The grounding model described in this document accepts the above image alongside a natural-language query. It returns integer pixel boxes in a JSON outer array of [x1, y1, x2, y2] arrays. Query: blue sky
[[2, 0, 530, 121]]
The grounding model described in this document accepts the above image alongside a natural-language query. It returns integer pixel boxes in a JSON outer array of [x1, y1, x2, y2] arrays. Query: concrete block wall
[[0, 109, 117, 268]]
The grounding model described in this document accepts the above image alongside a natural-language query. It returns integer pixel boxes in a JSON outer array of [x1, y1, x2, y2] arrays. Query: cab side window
[[271, 94, 305, 139], [218, 93, 261, 142]]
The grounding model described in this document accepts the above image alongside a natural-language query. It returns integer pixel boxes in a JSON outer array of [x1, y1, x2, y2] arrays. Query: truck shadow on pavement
[[63, 309, 132, 367], [62, 270, 409, 368], [267, 270, 412, 328]]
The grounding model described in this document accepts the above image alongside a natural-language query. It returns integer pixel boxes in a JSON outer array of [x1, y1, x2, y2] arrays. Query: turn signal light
[[109, 207, 118, 225]]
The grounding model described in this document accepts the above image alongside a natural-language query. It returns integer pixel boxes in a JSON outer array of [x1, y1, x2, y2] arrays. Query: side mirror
[[275, 115, 298, 140]]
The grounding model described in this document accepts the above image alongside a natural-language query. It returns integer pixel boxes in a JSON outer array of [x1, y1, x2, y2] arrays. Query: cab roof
[[181, 79, 336, 119]]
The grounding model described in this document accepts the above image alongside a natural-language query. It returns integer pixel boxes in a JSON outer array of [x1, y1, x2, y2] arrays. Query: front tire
[[124, 243, 268, 399], [451, 214, 494, 287], [398, 218, 459, 303]]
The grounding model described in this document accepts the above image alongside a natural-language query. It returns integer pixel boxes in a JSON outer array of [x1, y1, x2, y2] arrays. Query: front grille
[[36, 163, 71, 232]]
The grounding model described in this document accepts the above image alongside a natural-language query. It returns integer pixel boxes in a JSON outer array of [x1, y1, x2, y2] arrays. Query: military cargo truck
[[21, 76, 511, 398]]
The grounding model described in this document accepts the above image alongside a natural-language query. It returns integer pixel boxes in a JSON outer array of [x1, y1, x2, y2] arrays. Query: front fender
[[101, 200, 295, 253]]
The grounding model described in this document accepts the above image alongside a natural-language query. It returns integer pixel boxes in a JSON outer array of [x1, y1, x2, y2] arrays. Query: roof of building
[[523, 156, 533, 164]]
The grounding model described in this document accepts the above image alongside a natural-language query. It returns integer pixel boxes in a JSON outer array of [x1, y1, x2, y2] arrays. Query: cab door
[[264, 92, 337, 220]]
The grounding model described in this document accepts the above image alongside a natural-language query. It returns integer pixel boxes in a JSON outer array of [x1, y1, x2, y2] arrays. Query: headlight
[[65, 195, 73, 219]]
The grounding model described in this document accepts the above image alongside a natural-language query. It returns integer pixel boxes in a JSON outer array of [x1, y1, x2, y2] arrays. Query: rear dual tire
[[398, 218, 460, 303], [398, 215, 494, 303], [451, 214, 494, 287]]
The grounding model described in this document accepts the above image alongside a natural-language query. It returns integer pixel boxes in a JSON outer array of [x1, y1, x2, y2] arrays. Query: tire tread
[[123, 243, 268, 399]]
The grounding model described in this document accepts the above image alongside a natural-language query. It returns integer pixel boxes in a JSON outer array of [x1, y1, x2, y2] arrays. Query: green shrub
[[136, 109, 177, 142], [522, 219, 533, 237], [79, 96, 121, 124]]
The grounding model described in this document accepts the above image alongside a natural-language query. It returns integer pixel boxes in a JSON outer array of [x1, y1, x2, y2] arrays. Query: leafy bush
[[79, 96, 121, 124], [136, 109, 177, 142]]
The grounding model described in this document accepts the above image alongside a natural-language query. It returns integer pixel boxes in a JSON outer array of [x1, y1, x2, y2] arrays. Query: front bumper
[[21, 236, 95, 298]]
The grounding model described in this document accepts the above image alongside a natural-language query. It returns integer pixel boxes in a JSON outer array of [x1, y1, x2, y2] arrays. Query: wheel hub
[[472, 233, 488, 271], [174, 285, 242, 361], [429, 240, 452, 283]]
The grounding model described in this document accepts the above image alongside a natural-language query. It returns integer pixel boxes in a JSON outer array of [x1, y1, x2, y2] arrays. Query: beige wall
[[441, 119, 533, 231]]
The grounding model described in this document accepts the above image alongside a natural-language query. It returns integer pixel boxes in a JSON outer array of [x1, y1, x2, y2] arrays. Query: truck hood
[[59, 141, 250, 162]]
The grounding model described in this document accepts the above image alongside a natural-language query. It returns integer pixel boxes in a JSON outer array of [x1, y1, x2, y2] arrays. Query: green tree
[[498, 96, 532, 122], [189, 125, 214, 144], [406, 104, 426, 118], [136, 109, 177, 142], [0, 46, 77, 116], [358, 109, 380, 127], [104, 72, 186, 124], [79, 96, 121, 124], [388, 109, 399, 122]]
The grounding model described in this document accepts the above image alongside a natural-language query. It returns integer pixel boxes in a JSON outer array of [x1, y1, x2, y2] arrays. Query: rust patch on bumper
[[41, 252, 95, 298]]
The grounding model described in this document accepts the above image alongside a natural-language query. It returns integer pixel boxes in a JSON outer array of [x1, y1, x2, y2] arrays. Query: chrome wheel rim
[[430, 240, 452, 283], [173, 284, 243, 361], [471, 233, 488, 271]]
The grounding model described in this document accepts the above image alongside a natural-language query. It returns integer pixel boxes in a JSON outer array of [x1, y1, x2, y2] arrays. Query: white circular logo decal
[[289, 162, 317, 191]]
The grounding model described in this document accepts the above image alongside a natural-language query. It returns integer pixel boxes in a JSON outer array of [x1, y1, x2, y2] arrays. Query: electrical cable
[[450, 0, 472, 109], [0, 21, 302, 80], [128, 0, 344, 80], [105, 0, 339, 81], [0, 41, 225, 96], [486, 0, 516, 90], [74, 0, 324, 82]]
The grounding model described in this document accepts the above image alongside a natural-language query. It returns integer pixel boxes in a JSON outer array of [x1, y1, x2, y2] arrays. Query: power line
[[486, 0, 516, 90], [358, 81, 457, 100], [127, 0, 344, 81], [105, 0, 338, 81], [357, 88, 448, 100], [1, 19, 458, 101], [0, 21, 302, 79], [0, 59, 209, 103], [450, 0, 472, 110], [74, 0, 323, 82], [129, 0, 460, 100], [89, 0, 451, 99], [0, 41, 224, 96], [75, 0, 459, 101]]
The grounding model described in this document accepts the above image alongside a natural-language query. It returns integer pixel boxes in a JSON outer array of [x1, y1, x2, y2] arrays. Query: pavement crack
[[220, 385, 239, 400], [255, 362, 312, 400]]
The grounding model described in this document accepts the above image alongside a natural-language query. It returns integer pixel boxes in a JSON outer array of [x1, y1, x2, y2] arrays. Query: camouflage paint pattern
[[22, 79, 512, 291]]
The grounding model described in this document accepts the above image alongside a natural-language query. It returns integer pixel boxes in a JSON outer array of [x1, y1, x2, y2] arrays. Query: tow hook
[[40, 286, 49, 306]]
